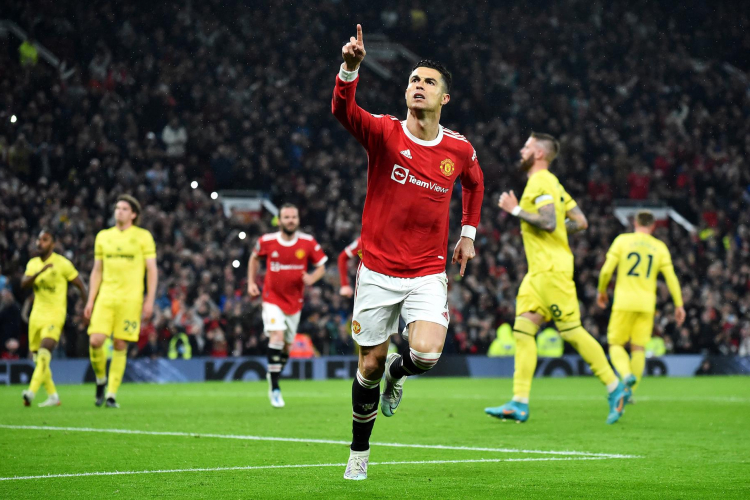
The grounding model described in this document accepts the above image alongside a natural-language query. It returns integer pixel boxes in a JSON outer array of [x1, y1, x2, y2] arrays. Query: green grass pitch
[[1, 376, 748, 499]]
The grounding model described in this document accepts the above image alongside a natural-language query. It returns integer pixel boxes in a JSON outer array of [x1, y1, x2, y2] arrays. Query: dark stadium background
[[1, 0, 748, 363]]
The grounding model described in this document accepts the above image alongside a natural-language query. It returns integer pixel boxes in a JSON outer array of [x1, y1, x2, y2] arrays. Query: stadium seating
[[1, 0, 748, 360]]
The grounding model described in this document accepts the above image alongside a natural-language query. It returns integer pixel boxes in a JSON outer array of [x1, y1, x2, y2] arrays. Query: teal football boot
[[485, 401, 530, 423]]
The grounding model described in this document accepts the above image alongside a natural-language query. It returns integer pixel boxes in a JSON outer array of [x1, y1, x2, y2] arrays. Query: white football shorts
[[352, 263, 449, 347], [262, 302, 301, 344]]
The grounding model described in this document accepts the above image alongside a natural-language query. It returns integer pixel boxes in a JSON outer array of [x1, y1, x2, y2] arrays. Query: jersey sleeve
[[254, 237, 268, 257], [561, 184, 578, 211], [659, 244, 684, 307], [331, 68, 390, 153], [141, 230, 157, 259], [94, 232, 104, 261], [344, 238, 360, 258], [63, 258, 79, 281], [526, 174, 556, 210], [597, 237, 622, 293], [309, 240, 328, 267], [459, 146, 485, 229], [24, 259, 37, 276]]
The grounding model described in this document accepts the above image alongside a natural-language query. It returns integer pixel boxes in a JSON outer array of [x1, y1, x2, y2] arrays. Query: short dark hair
[[39, 228, 56, 241], [411, 60, 452, 93], [280, 203, 298, 212], [530, 132, 560, 163], [635, 211, 655, 227], [117, 194, 142, 225]]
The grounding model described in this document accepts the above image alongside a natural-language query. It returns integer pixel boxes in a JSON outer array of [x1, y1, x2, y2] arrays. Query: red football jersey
[[332, 71, 484, 278], [254, 232, 328, 314], [338, 237, 361, 287]]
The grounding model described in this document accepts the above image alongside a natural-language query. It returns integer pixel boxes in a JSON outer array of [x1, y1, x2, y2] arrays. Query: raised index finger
[[357, 24, 363, 44]]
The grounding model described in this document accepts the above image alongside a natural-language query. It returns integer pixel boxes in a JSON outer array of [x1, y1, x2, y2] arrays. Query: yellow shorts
[[28, 316, 64, 352], [88, 300, 143, 342], [607, 310, 654, 347], [516, 271, 581, 324]]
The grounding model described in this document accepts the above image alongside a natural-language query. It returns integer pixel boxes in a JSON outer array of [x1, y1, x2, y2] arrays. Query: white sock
[[606, 380, 620, 393], [512, 396, 529, 404], [96, 376, 107, 385]]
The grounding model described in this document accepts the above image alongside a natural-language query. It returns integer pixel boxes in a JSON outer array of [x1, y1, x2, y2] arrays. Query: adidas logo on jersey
[[271, 251, 279, 257], [400, 149, 412, 159]]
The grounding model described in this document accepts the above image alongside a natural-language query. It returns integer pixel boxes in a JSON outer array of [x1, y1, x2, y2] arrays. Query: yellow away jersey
[[519, 170, 577, 275], [25, 253, 79, 320], [598, 232, 683, 313], [95, 226, 156, 302]]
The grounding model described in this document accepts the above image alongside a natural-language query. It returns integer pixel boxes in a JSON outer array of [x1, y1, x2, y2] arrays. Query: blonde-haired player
[[485, 132, 627, 425], [21, 229, 86, 407], [597, 211, 685, 399], [84, 195, 157, 408]]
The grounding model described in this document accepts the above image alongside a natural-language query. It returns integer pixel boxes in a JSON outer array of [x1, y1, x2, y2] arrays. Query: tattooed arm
[[565, 206, 588, 234], [498, 190, 557, 232]]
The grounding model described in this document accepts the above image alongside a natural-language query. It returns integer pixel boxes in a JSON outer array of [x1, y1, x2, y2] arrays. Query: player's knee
[[89, 336, 105, 348], [113, 339, 128, 351], [631, 344, 645, 352], [359, 354, 386, 380], [40, 338, 56, 351], [408, 348, 441, 373]]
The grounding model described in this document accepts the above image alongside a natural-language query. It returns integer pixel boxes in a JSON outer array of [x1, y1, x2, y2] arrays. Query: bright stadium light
[[190, 181, 198, 189], [211, 192, 218, 200], [232, 260, 240, 268], [10, 115, 17, 123], [239, 232, 246, 240]]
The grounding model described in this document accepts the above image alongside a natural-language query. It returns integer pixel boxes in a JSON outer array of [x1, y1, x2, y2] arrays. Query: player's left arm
[[452, 147, 485, 276], [304, 242, 328, 286], [562, 186, 587, 234], [70, 276, 88, 299], [565, 206, 588, 234], [64, 260, 87, 298]]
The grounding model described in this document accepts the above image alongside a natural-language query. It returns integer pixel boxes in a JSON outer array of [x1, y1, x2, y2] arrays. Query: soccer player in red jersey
[[338, 237, 360, 298], [333, 25, 485, 480], [247, 204, 327, 408]]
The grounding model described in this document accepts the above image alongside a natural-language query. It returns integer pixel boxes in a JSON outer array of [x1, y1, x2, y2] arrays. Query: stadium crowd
[[1, 0, 749, 360]]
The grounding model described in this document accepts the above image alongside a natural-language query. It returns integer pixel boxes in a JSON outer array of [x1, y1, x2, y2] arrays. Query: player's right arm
[[21, 261, 53, 289], [84, 232, 104, 320], [84, 259, 103, 320], [331, 24, 388, 152], [247, 237, 266, 297], [498, 190, 556, 232], [596, 237, 622, 308]]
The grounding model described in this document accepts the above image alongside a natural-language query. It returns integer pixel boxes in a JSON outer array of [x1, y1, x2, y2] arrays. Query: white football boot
[[38, 393, 61, 407], [343, 449, 370, 480]]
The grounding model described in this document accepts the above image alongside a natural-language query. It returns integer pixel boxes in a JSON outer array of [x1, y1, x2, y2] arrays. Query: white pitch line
[[0, 425, 640, 459], [0, 457, 611, 482]]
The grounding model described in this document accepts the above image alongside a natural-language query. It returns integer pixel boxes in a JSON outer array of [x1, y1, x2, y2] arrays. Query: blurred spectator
[[18, 37, 38, 67], [162, 118, 188, 158]]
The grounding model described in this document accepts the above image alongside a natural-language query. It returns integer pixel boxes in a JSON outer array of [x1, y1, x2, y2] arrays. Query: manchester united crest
[[439, 158, 455, 177], [295, 249, 306, 260], [352, 320, 361, 334]]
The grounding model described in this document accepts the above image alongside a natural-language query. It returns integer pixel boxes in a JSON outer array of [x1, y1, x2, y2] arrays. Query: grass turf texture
[[0, 377, 748, 499]]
